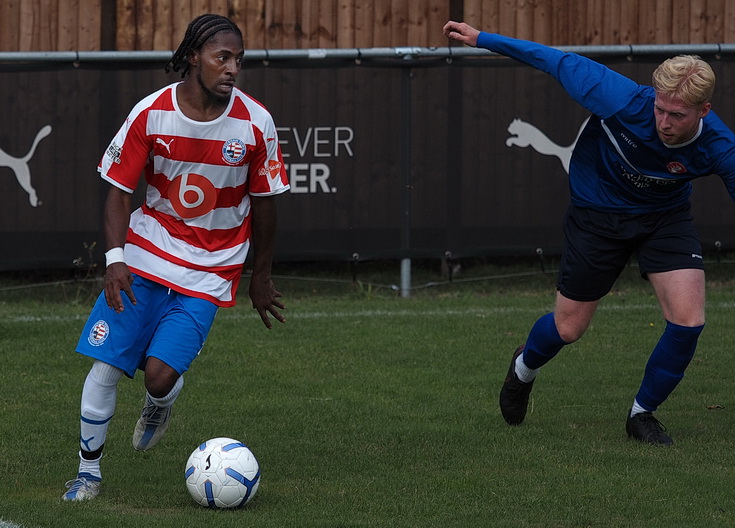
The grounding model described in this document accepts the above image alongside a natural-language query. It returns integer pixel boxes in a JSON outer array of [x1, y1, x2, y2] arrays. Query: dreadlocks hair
[[165, 14, 242, 78]]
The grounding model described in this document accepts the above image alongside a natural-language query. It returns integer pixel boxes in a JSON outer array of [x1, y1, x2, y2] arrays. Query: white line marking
[[8, 301, 735, 324]]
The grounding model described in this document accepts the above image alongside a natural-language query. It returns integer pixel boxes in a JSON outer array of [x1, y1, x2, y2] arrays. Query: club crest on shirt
[[667, 161, 687, 174], [222, 138, 246, 165], [88, 320, 110, 346]]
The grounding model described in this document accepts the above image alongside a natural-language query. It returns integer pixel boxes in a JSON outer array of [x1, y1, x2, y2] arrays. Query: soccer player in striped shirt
[[63, 14, 289, 501]]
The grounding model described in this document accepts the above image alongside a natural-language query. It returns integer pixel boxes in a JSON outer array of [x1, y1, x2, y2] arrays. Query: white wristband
[[105, 247, 125, 267]]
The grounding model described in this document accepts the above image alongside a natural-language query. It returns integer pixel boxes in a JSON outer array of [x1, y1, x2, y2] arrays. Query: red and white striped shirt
[[98, 82, 289, 307]]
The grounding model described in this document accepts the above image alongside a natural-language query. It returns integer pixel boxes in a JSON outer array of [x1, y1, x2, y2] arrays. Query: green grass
[[1, 260, 735, 527]]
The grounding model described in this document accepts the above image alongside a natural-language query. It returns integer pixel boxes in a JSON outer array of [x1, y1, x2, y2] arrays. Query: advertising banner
[[2, 55, 734, 270]]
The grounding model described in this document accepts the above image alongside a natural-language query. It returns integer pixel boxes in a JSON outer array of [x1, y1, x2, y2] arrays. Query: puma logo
[[1, 124, 51, 207], [80, 435, 95, 451], [505, 117, 589, 174], [156, 137, 174, 154]]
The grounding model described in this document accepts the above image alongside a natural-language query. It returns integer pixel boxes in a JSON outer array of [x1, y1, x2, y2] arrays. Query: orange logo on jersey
[[169, 173, 217, 219], [258, 160, 283, 181]]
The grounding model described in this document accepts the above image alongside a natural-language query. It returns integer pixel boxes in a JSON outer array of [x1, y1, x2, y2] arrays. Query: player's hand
[[104, 262, 136, 313], [443, 20, 481, 47], [249, 278, 286, 329]]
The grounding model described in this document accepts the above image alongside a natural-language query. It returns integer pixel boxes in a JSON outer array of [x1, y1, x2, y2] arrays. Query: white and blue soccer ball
[[185, 437, 260, 509]]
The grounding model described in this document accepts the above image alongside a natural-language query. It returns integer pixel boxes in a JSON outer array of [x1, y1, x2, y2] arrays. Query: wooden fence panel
[[568, 0, 587, 45], [654, 0, 673, 45], [3, 0, 735, 52], [134, 0, 154, 50], [37, 0, 57, 51], [79, 1, 102, 50], [372, 0, 392, 48], [532, 0, 551, 45], [726, 1, 735, 42], [115, 0, 136, 50], [407, 0, 428, 48], [18, 1, 36, 51], [498, 0, 516, 41], [318, 0, 337, 48], [638, 1, 657, 44], [354, 0, 374, 48], [602, 0, 621, 45], [390, 0, 408, 47], [689, 0, 707, 43], [515, 0, 534, 41], [56, 0, 77, 51], [619, 0, 637, 44], [586, 0, 604, 45], [152, 0, 173, 50], [337, 0, 355, 48], [705, 0, 725, 43], [549, 0, 569, 45], [280, 0, 300, 49], [462, 0, 481, 29], [0, 0, 20, 51]]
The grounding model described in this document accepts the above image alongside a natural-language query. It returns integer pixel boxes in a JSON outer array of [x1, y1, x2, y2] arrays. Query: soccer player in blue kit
[[444, 21, 735, 445]]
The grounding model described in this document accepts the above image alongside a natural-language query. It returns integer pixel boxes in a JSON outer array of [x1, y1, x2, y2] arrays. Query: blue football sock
[[635, 321, 704, 412], [522, 312, 568, 370]]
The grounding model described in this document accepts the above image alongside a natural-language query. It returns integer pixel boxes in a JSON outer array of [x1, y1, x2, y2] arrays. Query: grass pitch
[[1, 259, 734, 527]]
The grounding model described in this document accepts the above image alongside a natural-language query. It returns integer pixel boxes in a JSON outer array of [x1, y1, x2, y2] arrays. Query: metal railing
[[3, 43, 735, 65]]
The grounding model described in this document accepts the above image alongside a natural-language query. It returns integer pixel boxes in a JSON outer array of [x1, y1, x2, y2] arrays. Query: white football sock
[[80, 361, 123, 454], [630, 400, 649, 417], [515, 354, 539, 384], [77, 450, 102, 480]]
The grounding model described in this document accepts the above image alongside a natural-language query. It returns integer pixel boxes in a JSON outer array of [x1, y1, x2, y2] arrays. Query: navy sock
[[523, 312, 568, 369], [635, 321, 704, 411]]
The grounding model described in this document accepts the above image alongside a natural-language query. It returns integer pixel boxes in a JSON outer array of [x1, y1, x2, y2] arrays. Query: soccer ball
[[184, 437, 260, 508]]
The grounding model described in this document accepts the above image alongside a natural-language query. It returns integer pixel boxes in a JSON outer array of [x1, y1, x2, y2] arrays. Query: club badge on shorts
[[88, 320, 110, 346]]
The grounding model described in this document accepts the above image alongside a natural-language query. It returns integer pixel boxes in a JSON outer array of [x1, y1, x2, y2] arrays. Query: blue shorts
[[76, 275, 219, 377], [557, 204, 704, 302]]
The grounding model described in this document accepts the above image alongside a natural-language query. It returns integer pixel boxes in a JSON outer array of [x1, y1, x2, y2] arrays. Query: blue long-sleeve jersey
[[477, 32, 735, 213]]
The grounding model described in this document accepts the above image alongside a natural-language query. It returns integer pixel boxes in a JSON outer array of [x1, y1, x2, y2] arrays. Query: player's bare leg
[[132, 358, 183, 451]]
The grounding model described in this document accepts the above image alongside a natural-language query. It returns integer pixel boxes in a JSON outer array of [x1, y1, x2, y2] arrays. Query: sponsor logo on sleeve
[[258, 159, 283, 182], [106, 143, 122, 165]]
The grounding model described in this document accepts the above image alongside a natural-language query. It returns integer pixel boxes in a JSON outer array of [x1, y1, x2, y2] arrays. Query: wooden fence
[[2, 0, 735, 52]]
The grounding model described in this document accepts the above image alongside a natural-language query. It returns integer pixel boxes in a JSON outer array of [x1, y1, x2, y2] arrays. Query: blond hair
[[652, 55, 715, 107]]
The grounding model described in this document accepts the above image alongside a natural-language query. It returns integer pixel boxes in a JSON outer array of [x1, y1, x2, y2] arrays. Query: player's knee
[[555, 320, 587, 344], [143, 357, 180, 397], [145, 377, 177, 399], [143, 369, 179, 398]]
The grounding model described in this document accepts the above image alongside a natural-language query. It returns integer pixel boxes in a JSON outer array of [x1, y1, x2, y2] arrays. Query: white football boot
[[132, 395, 172, 451], [62, 476, 101, 501]]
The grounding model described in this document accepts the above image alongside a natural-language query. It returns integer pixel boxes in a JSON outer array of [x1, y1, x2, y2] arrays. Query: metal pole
[[400, 63, 413, 298]]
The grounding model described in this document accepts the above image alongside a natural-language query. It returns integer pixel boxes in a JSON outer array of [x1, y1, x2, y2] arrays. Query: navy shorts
[[76, 274, 219, 377], [557, 204, 704, 302]]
